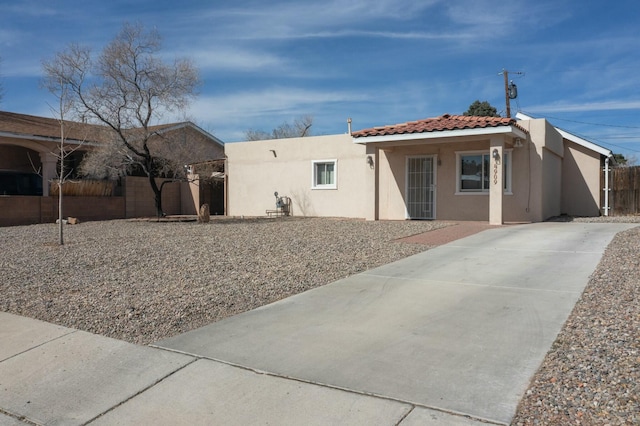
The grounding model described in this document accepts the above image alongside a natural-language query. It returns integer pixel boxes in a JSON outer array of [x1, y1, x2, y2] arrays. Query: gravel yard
[[0, 217, 448, 345], [1, 215, 638, 425], [513, 216, 640, 425]]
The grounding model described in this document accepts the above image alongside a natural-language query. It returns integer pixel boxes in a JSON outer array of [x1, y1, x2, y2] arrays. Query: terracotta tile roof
[[351, 114, 527, 138]]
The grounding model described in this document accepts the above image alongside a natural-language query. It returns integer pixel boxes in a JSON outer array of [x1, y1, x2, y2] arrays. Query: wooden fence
[[49, 179, 115, 196], [611, 166, 640, 215]]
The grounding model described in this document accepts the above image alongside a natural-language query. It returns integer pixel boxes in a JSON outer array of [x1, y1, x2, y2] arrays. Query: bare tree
[[42, 67, 86, 245], [245, 115, 313, 140], [42, 22, 200, 217]]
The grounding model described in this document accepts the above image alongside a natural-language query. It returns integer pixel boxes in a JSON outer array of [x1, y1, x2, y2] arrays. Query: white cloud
[[186, 48, 287, 72], [261, 29, 469, 41], [2, 60, 42, 78], [191, 86, 370, 119], [0, 3, 57, 17], [196, 0, 443, 41], [445, 0, 572, 39], [184, 86, 373, 140]]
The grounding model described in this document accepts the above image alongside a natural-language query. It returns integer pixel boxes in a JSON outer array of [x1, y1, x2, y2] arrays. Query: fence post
[[604, 157, 610, 216]]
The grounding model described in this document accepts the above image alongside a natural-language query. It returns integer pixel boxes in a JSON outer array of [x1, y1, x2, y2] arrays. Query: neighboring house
[[0, 111, 224, 225], [226, 113, 612, 224]]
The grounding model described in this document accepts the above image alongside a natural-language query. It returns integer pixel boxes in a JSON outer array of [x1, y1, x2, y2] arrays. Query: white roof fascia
[[352, 125, 526, 144], [515, 112, 611, 157], [515, 112, 534, 120], [555, 128, 612, 157]]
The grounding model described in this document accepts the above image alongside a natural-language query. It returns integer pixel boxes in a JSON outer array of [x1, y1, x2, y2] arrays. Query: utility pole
[[502, 69, 511, 118], [499, 69, 523, 118]]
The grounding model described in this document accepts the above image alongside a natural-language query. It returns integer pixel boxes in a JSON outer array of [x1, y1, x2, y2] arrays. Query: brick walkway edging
[[397, 221, 498, 246]]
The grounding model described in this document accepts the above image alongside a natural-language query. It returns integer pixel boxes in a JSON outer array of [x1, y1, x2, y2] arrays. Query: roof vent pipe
[[347, 118, 352, 135]]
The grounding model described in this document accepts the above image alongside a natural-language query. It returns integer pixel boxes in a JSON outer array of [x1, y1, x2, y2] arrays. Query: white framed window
[[311, 159, 337, 189], [456, 150, 511, 194]]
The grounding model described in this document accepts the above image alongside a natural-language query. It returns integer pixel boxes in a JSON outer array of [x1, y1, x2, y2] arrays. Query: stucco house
[[0, 111, 224, 225], [225, 113, 612, 224]]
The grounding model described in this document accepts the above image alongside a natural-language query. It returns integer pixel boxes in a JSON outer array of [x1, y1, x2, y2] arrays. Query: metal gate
[[406, 156, 436, 219]]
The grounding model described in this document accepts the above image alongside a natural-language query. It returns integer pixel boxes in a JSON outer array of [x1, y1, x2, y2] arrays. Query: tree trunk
[[58, 123, 65, 245], [147, 172, 164, 218], [58, 180, 64, 244]]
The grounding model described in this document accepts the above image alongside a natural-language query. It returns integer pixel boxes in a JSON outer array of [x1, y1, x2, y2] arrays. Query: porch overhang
[[352, 125, 528, 145], [0, 131, 97, 147]]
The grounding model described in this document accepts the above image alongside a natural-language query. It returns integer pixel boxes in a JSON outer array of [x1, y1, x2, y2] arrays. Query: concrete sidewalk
[[1, 222, 635, 425], [0, 314, 466, 425]]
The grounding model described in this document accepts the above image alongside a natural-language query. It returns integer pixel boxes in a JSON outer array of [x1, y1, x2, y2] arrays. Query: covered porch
[[352, 115, 531, 225]]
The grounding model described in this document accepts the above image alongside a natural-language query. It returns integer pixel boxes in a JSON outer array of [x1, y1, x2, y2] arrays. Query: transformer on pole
[[499, 69, 523, 118]]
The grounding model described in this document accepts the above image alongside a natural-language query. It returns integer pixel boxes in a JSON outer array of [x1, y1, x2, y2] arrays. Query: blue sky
[[1, 0, 639, 158]]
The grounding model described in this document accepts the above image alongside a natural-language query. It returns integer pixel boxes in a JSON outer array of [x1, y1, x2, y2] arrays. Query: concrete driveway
[[155, 222, 636, 425]]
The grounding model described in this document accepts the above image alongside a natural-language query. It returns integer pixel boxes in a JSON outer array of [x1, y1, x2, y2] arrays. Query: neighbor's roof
[[148, 122, 225, 147], [0, 111, 111, 144], [351, 114, 528, 138], [0, 111, 224, 147]]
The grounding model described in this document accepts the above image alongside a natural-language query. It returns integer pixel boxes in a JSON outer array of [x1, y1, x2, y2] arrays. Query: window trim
[[455, 150, 512, 195], [311, 159, 338, 190]]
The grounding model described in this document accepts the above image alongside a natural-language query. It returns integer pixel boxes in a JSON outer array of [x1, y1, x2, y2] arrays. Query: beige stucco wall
[[226, 118, 602, 223], [540, 121, 564, 220], [542, 148, 563, 220], [561, 140, 602, 216], [225, 134, 373, 219], [377, 148, 408, 220], [513, 118, 564, 222], [377, 138, 496, 221], [503, 136, 538, 223], [374, 134, 545, 223], [181, 178, 199, 215]]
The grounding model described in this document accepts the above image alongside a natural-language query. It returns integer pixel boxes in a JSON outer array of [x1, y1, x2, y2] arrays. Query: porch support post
[[40, 152, 58, 197], [489, 136, 504, 225]]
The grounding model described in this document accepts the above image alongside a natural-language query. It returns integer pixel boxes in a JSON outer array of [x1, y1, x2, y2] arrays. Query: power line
[[519, 110, 640, 129], [590, 139, 640, 154], [596, 136, 639, 139], [517, 110, 640, 154], [564, 130, 640, 154]]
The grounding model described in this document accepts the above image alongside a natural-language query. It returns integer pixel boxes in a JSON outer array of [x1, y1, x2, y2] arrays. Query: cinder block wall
[[0, 196, 126, 226], [0, 196, 43, 226], [52, 197, 125, 222], [1, 176, 191, 226], [124, 177, 182, 217]]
